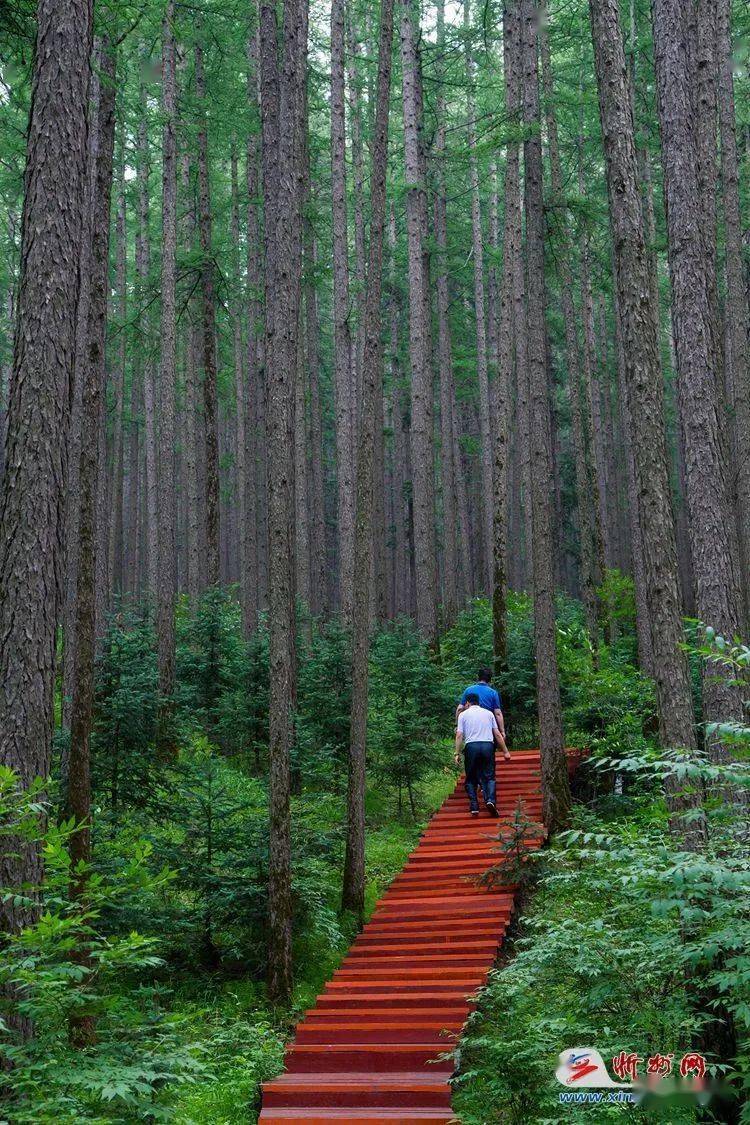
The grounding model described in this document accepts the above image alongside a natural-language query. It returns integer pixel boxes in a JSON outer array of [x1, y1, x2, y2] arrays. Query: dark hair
[[478, 667, 492, 683], [465, 692, 480, 705]]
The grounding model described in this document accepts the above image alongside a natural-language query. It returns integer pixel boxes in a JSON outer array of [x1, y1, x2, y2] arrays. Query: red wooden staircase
[[259, 749, 579, 1124]]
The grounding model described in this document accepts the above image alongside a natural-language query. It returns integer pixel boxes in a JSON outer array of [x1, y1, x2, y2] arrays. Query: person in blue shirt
[[455, 666, 505, 739]]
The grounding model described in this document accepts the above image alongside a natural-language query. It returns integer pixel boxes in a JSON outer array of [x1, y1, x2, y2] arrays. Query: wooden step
[[258, 752, 583, 1122]]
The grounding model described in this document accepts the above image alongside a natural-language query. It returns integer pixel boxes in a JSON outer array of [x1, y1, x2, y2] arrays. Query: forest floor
[[167, 762, 459, 1124]]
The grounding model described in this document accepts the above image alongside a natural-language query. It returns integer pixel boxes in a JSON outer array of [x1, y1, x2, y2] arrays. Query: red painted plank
[[258, 749, 581, 1122]]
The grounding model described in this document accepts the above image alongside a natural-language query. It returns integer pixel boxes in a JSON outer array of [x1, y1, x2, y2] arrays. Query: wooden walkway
[[259, 750, 577, 1123]]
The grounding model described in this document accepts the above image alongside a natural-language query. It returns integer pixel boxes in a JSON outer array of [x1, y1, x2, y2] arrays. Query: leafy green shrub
[[0, 769, 200, 1123]]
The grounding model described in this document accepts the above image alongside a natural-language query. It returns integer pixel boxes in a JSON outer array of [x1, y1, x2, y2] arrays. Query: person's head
[[465, 692, 480, 707], [478, 667, 492, 684]]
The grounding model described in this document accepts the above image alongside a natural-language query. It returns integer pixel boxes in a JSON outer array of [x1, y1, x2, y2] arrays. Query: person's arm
[[454, 722, 464, 765], [492, 718, 511, 760], [492, 689, 505, 737], [493, 706, 505, 738], [455, 690, 468, 725]]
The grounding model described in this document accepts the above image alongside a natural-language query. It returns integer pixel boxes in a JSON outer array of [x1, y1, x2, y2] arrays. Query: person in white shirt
[[454, 692, 511, 817]]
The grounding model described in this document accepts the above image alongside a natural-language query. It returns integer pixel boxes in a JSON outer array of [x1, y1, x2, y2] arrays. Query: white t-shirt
[[458, 704, 498, 745]]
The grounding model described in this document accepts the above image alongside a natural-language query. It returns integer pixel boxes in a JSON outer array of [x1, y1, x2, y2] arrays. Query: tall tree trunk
[[0, 0, 93, 961], [62, 56, 100, 734], [538, 15, 603, 648], [651, 0, 745, 743], [295, 329, 311, 622], [717, 0, 750, 624], [245, 28, 262, 632], [135, 103, 153, 598], [464, 0, 493, 592], [230, 139, 249, 627], [521, 0, 571, 830], [331, 0, 355, 621], [494, 0, 523, 677], [194, 42, 220, 587], [260, 0, 308, 1004], [433, 0, 459, 628], [347, 12, 367, 398], [157, 1, 178, 730], [342, 0, 394, 920], [399, 0, 438, 648], [129, 102, 149, 603], [589, 0, 702, 840], [303, 197, 326, 620], [576, 133, 609, 596], [66, 37, 116, 1048], [613, 280, 653, 672], [109, 147, 126, 600], [183, 317, 200, 606]]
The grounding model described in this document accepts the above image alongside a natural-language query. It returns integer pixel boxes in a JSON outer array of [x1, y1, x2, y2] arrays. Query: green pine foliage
[[4, 595, 749, 1119], [453, 638, 750, 1124]]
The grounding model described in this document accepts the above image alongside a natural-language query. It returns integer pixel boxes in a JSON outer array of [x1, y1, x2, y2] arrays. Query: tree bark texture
[[342, 0, 394, 920], [589, 0, 702, 838], [157, 1, 178, 715], [399, 0, 438, 648], [521, 0, 571, 830], [260, 0, 308, 1004], [331, 0, 355, 622], [652, 0, 745, 738], [195, 41, 220, 588], [0, 0, 93, 941]]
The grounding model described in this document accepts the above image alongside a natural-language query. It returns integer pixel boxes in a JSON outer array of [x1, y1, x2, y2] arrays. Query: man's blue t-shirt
[[461, 682, 502, 713]]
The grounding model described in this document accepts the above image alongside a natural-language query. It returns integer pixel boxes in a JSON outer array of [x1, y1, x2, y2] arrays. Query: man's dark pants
[[463, 741, 496, 812]]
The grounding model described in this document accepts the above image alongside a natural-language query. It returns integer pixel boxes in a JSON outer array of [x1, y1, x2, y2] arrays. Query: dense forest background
[[1, 0, 750, 1118]]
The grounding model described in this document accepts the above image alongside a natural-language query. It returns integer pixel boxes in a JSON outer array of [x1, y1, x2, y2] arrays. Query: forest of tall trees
[[0, 0, 749, 1117]]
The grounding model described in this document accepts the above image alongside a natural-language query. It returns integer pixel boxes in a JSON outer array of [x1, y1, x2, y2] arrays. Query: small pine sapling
[[477, 797, 546, 887]]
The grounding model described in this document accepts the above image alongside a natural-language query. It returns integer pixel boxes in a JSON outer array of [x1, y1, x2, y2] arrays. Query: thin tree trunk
[[66, 36, 116, 1048], [245, 29, 262, 631], [343, 0, 394, 920], [304, 210, 326, 620], [194, 42, 220, 587], [433, 0, 458, 627], [134, 102, 153, 598], [494, 0, 523, 675], [295, 328, 311, 622], [613, 280, 653, 672], [157, 1, 178, 729], [539, 15, 602, 647], [347, 12, 367, 399], [521, 0, 570, 829], [62, 56, 100, 734], [399, 0, 438, 647], [464, 0, 493, 593], [109, 147, 126, 600], [331, 0, 355, 621], [576, 133, 609, 595], [184, 317, 200, 607], [260, 0, 308, 1004], [230, 139, 248, 626], [452, 386, 473, 601]]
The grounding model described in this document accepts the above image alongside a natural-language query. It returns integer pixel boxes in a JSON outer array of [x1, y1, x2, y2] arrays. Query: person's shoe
[[470, 808, 479, 817], [486, 801, 499, 817]]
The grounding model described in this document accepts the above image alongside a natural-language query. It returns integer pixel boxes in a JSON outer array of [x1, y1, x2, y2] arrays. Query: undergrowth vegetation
[[454, 638, 750, 1124], [3, 576, 747, 1122]]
